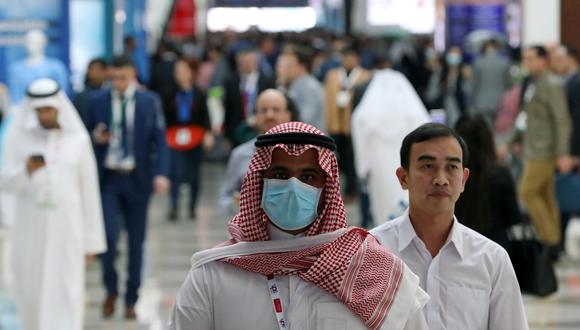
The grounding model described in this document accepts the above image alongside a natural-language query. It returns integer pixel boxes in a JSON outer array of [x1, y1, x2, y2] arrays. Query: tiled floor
[[38, 163, 580, 329]]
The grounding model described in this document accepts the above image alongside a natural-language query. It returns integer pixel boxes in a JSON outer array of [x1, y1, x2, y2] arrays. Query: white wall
[[145, 0, 174, 51], [522, 0, 560, 46]]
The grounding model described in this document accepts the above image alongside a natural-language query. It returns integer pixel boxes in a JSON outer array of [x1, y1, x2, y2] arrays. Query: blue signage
[[0, 0, 70, 101], [446, 3, 505, 58], [214, 0, 309, 7]]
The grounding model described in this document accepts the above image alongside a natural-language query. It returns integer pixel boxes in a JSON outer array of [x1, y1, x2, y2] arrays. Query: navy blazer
[[85, 88, 171, 193], [566, 72, 580, 156]]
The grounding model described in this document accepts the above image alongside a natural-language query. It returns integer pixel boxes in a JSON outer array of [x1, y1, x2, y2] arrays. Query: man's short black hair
[[286, 45, 313, 69], [341, 44, 359, 55], [528, 45, 549, 59], [236, 44, 259, 56], [88, 58, 107, 68], [110, 55, 135, 69], [372, 49, 392, 68], [400, 123, 469, 169], [563, 44, 579, 62]]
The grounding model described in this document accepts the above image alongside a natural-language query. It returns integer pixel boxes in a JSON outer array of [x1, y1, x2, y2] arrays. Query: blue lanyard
[[176, 90, 194, 123]]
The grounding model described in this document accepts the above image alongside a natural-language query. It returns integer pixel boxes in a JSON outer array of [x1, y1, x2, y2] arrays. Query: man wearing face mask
[[218, 89, 299, 217], [441, 47, 469, 127], [170, 122, 428, 330]]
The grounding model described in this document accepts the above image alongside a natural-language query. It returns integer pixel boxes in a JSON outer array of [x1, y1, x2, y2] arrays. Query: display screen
[[366, 0, 436, 34]]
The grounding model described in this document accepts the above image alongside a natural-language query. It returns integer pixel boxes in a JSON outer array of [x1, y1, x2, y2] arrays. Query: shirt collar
[[446, 217, 465, 259], [113, 83, 136, 100], [399, 210, 464, 259], [398, 209, 416, 252]]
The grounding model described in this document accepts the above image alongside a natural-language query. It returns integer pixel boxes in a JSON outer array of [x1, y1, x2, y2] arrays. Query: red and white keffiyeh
[[220, 122, 404, 330]]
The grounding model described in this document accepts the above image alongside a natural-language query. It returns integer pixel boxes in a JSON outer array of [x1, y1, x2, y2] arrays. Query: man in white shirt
[[371, 123, 528, 330], [170, 122, 429, 330]]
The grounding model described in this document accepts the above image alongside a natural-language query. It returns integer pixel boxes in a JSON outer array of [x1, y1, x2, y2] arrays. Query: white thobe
[[351, 69, 430, 225], [169, 226, 429, 330], [0, 126, 106, 330], [370, 210, 529, 330]]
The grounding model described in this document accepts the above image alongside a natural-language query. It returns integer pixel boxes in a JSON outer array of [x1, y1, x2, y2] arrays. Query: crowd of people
[[0, 27, 578, 329]]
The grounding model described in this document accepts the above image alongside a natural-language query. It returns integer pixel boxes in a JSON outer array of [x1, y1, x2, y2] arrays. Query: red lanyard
[[267, 275, 287, 329]]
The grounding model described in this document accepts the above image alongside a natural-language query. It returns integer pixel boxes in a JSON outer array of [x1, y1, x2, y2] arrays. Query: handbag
[[555, 173, 580, 213], [166, 125, 205, 151], [507, 221, 558, 296]]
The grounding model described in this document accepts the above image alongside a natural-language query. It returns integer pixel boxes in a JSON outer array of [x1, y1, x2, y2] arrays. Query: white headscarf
[[16, 78, 87, 136]]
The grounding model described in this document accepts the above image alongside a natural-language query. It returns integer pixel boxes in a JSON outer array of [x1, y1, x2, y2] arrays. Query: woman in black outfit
[[165, 57, 213, 220], [455, 115, 521, 250]]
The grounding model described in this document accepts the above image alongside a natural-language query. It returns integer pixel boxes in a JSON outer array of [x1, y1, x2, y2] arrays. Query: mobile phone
[[96, 122, 109, 133], [30, 154, 45, 163]]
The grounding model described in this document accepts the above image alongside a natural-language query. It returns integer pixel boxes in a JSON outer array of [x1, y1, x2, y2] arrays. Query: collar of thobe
[[399, 209, 464, 259]]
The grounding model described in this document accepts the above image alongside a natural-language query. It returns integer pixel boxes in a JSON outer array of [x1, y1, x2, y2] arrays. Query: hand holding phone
[[92, 123, 111, 145], [27, 154, 46, 175]]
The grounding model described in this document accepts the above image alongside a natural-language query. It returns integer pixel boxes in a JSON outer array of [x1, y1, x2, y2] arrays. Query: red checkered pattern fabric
[[221, 122, 404, 330]]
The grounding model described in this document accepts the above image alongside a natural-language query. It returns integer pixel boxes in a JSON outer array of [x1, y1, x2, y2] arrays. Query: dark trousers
[[331, 134, 357, 195], [169, 146, 203, 210], [99, 170, 149, 306], [560, 212, 573, 252]]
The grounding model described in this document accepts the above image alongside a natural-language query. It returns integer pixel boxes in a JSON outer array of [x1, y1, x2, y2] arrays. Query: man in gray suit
[[471, 39, 511, 126], [281, 45, 326, 132]]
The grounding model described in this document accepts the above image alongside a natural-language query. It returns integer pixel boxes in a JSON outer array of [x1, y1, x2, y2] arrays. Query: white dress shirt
[[105, 84, 136, 170], [370, 209, 529, 330], [169, 225, 429, 330]]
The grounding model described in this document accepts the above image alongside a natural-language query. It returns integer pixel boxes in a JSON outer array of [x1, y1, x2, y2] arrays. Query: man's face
[[35, 106, 59, 129], [275, 54, 292, 86], [264, 148, 327, 213], [396, 136, 469, 216], [551, 47, 573, 75], [237, 51, 259, 75], [110, 66, 135, 93], [255, 91, 292, 134], [342, 52, 359, 71], [174, 60, 194, 87], [87, 62, 107, 86], [523, 48, 547, 77], [284, 54, 302, 81]]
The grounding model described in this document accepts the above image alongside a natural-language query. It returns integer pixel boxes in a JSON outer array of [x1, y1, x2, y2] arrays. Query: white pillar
[[522, 0, 560, 46], [196, 0, 208, 40]]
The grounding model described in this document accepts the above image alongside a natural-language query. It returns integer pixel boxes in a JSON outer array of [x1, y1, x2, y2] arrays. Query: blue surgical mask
[[446, 53, 462, 66], [261, 177, 323, 231]]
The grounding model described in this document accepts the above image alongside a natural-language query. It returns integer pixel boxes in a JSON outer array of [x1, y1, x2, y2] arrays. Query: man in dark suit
[[85, 56, 171, 319], [552, 44, 580, 254], [222, 46, 275, 146]]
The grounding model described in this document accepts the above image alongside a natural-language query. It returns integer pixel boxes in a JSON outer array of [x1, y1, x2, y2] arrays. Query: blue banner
[[0, 0, 70, 102], [214, 0, 309, 7], [123, 0, 150, 85], [446, 4, 505, 59]]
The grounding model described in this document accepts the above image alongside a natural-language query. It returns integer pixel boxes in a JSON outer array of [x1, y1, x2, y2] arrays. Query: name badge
[[515, 111, 528, 131], [336, 90, 350, 108], [176, 128, 192, 146]]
